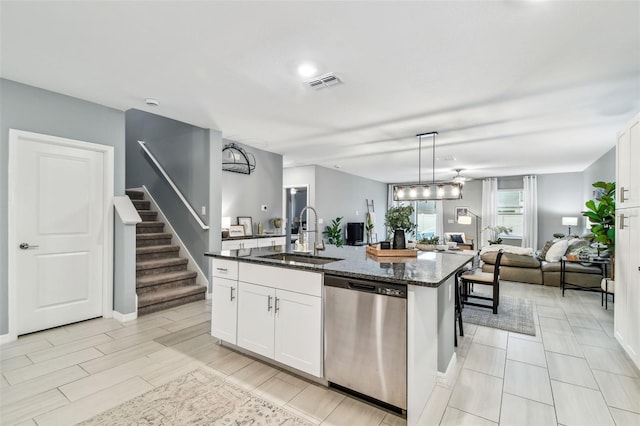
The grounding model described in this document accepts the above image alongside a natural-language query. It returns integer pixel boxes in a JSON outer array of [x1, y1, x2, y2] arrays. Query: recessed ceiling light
[[297, 62, 317, 78], [145, 98, 159, 107]]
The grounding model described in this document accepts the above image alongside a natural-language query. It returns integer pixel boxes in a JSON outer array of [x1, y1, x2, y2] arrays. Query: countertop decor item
[[385, 204, 416, 249], [237, 216, 253, 236], [365, 243, 418, 257]]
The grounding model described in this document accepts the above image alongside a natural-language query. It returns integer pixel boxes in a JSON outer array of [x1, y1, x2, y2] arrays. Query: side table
[[561, 256, 610, 296]]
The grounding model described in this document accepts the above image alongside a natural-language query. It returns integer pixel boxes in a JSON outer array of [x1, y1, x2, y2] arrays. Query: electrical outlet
[[355, 210, 359, 216], [261, 205, 268, 211], [447, 219, 454, 224], [318, 218, 324, 224], [201, 206, 206, 215]]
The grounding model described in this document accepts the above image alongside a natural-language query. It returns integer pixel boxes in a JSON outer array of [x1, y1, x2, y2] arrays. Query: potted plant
[[384, 204, 416, 249], [482, 225, 512, 245], [323, 216, 344, 247], [582, 181, 615, 275], [417, 235, 439, 251]]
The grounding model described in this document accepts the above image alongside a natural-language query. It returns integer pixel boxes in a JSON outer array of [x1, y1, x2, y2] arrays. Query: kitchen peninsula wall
[[285, 165, 387, 240], [221, 140, 283, 234]]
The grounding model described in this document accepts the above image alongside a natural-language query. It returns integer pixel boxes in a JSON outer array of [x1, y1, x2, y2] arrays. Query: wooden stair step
[[137, 270, 197, 289], [125, 189, 145, 200], [136, 232, 172, 240]]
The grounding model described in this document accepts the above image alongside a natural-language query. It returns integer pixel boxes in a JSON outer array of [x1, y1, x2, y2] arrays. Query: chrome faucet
[[298, 206, 325, 255]]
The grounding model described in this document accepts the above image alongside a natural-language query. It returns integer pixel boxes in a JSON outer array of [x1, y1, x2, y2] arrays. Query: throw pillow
[[451, 234, 464, 244], [538, 240, 554, 261], [545, 240, 569, 262]]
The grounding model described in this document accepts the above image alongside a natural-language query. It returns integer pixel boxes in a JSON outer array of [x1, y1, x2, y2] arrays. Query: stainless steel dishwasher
[[324, 274, 407, 412]]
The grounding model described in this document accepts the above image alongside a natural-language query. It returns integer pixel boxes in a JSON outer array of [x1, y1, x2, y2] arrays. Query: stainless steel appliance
[[324, 274, 407, 411]]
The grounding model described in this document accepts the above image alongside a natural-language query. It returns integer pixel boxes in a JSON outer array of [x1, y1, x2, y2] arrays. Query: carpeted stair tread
[[136, 244, 180, 254], [137, 232, 172, 240], [137, 221, 164, 226], [137, 270, 197, 287], [137, 258, 188, 271], [138, 285, 206, 308], [125, 189, 145, 200]]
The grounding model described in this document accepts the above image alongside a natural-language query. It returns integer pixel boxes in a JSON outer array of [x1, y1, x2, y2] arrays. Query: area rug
[[461, 294, 536, 336], [78, 369, 314, 426]]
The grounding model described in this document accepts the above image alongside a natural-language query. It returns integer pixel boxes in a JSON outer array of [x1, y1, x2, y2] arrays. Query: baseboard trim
[[0, 333, 17, 345], [437, 352, 457, 378], [113, 310, 138, 323]]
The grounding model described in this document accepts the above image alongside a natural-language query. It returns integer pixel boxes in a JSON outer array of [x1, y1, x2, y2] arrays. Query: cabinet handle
[[267, 295, 273, 311], [620, 186, 629, 203], [275, 297, 280, 313], [230, 286, 235, 301], [216, 267, 228, 272], [619, 214, 627, 230]]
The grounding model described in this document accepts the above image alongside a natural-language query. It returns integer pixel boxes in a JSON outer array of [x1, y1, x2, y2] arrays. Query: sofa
[[480, 238, 604, 288]]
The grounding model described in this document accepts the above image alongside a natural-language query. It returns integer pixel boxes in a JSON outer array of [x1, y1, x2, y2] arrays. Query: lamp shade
[[562, 217, 578, 226], [458, 216, 473, 225]]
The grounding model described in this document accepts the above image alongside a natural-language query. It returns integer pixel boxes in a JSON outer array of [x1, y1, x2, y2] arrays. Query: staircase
[[126, 189, 207, 315]]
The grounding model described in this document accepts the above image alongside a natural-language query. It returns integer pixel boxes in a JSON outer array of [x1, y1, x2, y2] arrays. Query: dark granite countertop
[[205, 245, 474, 287]]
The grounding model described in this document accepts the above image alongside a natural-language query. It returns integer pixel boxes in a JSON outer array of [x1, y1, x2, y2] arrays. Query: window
[[390, 200, 437, 240], [497, 190, 523, 237]]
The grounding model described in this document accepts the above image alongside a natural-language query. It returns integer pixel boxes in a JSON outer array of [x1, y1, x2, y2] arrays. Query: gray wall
[[537, 173, 584, 246], [313, 166, 388, 244], [126, 109, 212, 275], [221, 140, 283, 234], [583, 147, 616, 205], [0, 79, 126, 335]]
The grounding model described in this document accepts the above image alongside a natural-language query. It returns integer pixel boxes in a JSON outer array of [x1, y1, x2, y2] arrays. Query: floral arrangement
[[482, 225, 512, 245]]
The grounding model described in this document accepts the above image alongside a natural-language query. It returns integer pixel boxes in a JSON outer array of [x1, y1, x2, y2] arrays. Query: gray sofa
[[480, 239, 604, 288]]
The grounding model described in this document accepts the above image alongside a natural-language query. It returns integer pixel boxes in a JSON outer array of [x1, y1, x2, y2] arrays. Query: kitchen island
[[205, 245, 473, 425]]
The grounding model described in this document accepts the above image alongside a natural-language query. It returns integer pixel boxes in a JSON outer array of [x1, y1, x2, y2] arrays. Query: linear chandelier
[[393, 131, 463, 201]]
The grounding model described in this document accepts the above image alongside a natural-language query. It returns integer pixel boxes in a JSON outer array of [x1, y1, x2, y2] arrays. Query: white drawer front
[[239, 263, 322, 297], [212, 258, 238, 280]]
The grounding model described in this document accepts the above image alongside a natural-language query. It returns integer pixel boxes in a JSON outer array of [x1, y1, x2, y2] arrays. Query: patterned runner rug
[[461, 293, 536, 336], [79, 368, 314, 426]]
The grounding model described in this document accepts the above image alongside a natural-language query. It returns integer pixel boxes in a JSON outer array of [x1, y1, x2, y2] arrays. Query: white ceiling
[[2, 1, 639, 184]]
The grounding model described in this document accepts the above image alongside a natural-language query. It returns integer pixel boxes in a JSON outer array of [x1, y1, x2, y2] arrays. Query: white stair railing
[[138, 140, 209, 230]]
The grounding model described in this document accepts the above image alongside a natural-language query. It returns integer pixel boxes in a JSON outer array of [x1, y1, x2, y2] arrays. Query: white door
[[10, 130, 112, 336], [237, 281, 274, 358], [211, 277, 237, 344], [274, 289, 322, 377]]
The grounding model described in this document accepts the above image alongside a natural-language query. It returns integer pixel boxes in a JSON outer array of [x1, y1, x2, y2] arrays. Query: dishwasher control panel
[[377, 287, 406, 297]]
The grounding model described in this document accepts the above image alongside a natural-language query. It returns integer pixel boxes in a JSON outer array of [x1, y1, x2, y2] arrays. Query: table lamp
[[562, 217, 578, 235]]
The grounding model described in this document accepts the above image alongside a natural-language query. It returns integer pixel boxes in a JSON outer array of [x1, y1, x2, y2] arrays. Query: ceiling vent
[[305, 73, 342, 90]]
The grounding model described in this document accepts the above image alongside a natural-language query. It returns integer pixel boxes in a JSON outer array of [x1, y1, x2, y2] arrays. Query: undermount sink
[[260, 253, 343, 265]]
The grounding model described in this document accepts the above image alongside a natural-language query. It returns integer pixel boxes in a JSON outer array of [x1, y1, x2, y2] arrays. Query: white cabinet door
[[211, 277, 237, 344], [617, 113, 640, 208], [274, 289, 322, 377], [615, 211, 630, 345], [237, 282, 275, 358]]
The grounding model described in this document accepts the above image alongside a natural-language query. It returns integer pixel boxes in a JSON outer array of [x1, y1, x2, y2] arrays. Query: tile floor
[[1, 281, 639, 425]]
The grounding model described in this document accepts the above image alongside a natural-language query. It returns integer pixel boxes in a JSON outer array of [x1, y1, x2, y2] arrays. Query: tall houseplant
[[582, 181, 615, 275], [384, 204, 416, 249]]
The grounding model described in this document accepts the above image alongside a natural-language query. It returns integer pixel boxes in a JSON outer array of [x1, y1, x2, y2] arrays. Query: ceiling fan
[[452, 169, 471, 184]]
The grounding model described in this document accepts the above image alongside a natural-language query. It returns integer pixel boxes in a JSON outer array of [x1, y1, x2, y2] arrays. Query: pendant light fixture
[[393, 131, 463, 201]]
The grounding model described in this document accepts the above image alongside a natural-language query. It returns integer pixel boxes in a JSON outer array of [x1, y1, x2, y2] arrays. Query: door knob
[[19, 243, 39, 250]]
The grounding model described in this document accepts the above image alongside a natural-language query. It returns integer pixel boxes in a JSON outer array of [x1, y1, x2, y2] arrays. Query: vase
[[393, 229, 406, 249]]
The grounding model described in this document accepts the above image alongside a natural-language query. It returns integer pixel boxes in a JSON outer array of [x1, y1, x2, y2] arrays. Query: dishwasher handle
[[348, 282, 376, 293]]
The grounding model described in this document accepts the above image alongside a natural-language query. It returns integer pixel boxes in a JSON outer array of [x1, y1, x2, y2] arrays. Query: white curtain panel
[[481, 178, 498, 248], [522, 175, 538, 250]]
